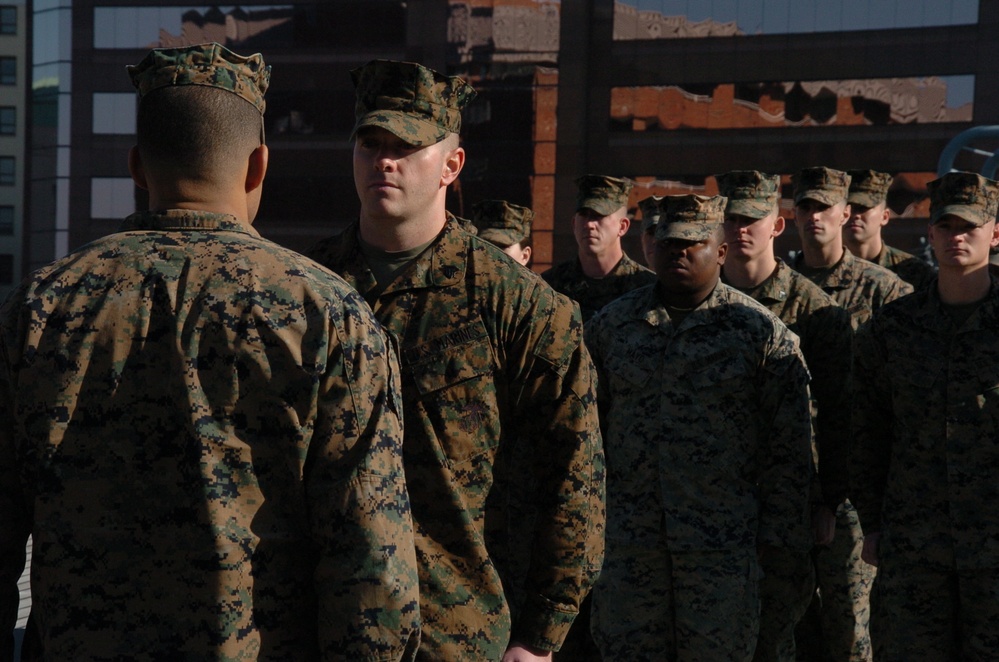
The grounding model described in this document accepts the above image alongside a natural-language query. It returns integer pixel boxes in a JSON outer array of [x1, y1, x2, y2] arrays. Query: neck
[[146, 189, 251, 224], [845, 235, 883, 261], [801, 240, 843, 269], [579, 244, 623, 278], [659, 278, 717, 309], [360, 206, 447, 252], [723, 252, 778, 288], [937, 264, 991, 305]]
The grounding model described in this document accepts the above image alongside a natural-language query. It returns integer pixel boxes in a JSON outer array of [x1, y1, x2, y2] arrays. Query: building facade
[[19, 1, 999, 278]]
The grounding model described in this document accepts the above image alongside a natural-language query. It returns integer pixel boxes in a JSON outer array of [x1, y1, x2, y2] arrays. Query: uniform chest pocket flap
[[405, 320, 495, 395], [689, 349, 747, 390]]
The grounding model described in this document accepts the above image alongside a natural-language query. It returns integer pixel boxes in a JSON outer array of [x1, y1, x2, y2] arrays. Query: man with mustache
[[587, 194, 813, 660]]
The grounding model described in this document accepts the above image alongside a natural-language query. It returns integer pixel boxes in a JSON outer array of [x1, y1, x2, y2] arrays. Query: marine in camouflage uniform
[[844, 169, 937, 290], [790, 167, 912, 662], [471, 199, 534, 267], [587, 194, 813, 661], [718, 171, 853, 662], [0, 44, 419, 661], [638, 194, 663, 268], [852, 172, 999, 661], [542, 175, 656, 322], [307, 60, 605, 662]]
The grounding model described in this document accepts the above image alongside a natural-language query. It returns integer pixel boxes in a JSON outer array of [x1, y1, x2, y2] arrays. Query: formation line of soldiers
[[2, 42, 997, 662]]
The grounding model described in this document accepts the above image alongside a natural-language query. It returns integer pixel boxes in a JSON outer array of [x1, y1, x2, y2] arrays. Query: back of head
[[129, 43, 270, 187]]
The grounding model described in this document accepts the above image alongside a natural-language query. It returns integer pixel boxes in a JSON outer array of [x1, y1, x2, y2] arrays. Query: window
[[0, 57, 14, 85], [92, 93, 135, 134], [0, 206, 12, 234], [0, 253, 11, 285], [0, 7, 15, 35], [0, 107, 14, 135], [91, 178, 136, 218], [0, 156, 14, 185]]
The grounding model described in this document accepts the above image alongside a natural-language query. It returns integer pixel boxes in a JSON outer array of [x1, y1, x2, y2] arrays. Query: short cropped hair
[[136, 85, 262, 185]]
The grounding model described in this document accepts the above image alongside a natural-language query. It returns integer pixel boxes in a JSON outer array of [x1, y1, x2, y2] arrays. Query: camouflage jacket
[[726, 259, 853, 509], [0, 210, 419, 660], [874, 243, 937, 291], [585, 281, 813, 553], [307, 215, 605, 660], [541, 253, 656, 323], [852, 280, 999, 569], [791, 249, 913, 329]]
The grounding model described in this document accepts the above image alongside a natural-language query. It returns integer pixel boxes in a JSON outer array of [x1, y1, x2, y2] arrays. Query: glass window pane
[[91, 178, 136, 219], [93, 93, 136, 135]]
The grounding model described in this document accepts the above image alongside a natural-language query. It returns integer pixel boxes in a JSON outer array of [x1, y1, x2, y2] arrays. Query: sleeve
[[804, 303, 854, 509], [507, 289, 605, 652], [0, 306, 31, 662], [756, 325, 815, 551], [850, 317, 893, 536], [306, 293, 420, 661]]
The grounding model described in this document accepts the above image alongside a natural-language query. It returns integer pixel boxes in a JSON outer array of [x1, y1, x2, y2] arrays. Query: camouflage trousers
[[795, 501, 874, 661], [754, 548, 815, 662], [591, 545, 760, 661], [870, 553, 999, 661]]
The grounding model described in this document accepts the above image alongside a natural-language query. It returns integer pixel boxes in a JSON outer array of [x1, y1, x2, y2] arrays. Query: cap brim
[[725, 199, 773, 219], [578, 199, 625, 217], [352, 111, 446, 147], [655, 222, 719, 242], [794, 190, 842, 207], [478, 228, 522, 246], [847, 192, 884, 208], [931, 204, 990, 227]]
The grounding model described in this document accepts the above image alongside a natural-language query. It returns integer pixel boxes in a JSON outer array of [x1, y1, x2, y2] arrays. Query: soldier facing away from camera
[[0, 43, 419, 661]]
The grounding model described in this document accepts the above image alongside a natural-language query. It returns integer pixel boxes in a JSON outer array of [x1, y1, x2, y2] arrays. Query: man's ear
[[128, 146, 148, 191], [246, 144, 269, 194], [773, 215, 786, 238], [441, 146, 464, 186], [618, 214, 631, 237]]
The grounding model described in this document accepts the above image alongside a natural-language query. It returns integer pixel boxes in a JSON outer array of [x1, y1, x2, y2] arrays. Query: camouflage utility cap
[[655, 194, 727, 241], [793, 167, 851, 206], [471, 200, 533, 246], [351, 59, 476, 147], [638, 196, 664, 233], [576, 175, 633, 216], [929, 171, 999, 226], [128, 42, 270, 114], [848, 169, 893, 208], [716, 170, 781, 220]]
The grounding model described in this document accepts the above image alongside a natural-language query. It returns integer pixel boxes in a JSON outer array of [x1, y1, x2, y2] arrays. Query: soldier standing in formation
[[543, 175, 655, 322], [716, 171, 853, 662], [306, 60, 605, 662], [853, 171, 999, 661], [0, 44, 420, 660], [638, 194, 662, 269], [844, 169, 937, 290], [470, 199, 534, 267], [586, 194, 813, 661]]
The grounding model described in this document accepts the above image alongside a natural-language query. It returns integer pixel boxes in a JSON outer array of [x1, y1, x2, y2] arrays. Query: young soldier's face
[[794, 198, 849, 248], [845, 202, 890, 244], [353, 126, 458, 223], [724, 211, 783, 261], [572, 207, 628, 258], [929, 215, 999, 269]]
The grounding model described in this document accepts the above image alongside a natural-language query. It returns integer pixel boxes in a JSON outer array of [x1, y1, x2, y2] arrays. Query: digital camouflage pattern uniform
[[0, 210, 420, 660], [847, 169, 937, 291], [308, 60, 605, 661], [852, 172, 999, 661], [791, 167, 912, 662], [587, 194, 814, 661], [543, 174, 656, 322], [471, 199, 533, 250], [718, 170, 853, 662]]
